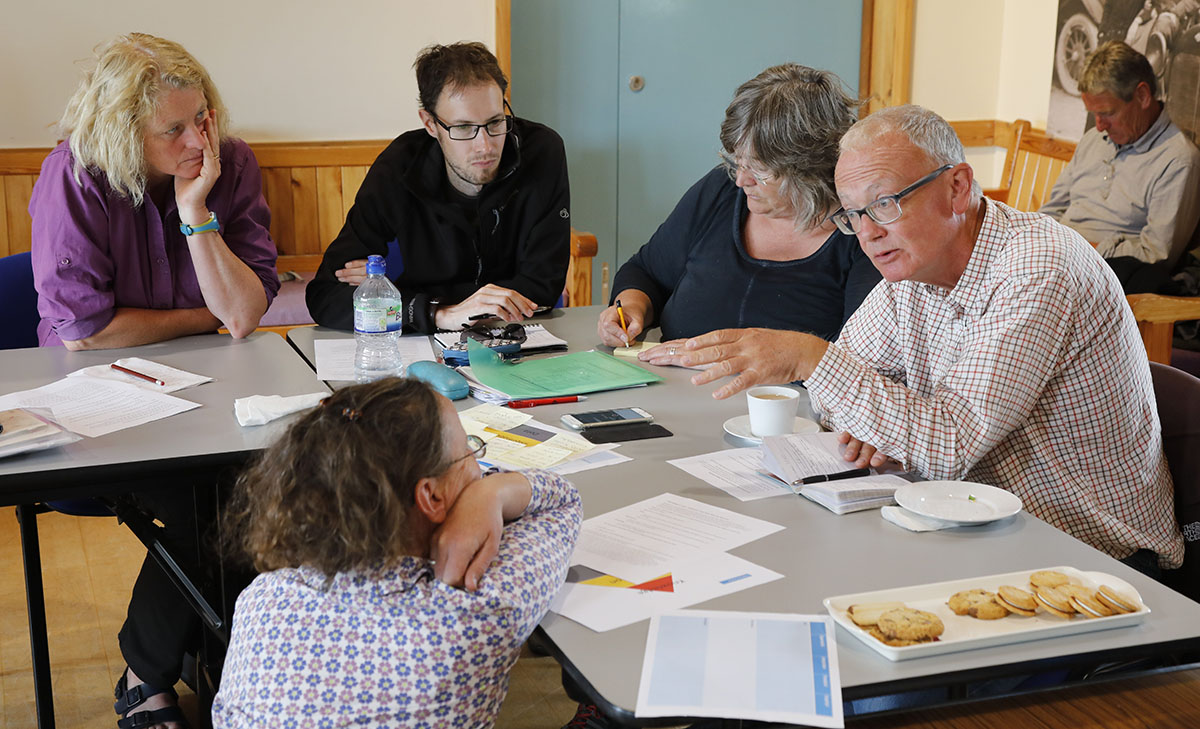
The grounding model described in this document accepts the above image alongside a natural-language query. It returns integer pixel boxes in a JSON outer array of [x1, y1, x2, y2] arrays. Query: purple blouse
[[29, 138, 279, 346]]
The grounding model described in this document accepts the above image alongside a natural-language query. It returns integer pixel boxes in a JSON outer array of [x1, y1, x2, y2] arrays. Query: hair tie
[[341, 407, 363, 422]]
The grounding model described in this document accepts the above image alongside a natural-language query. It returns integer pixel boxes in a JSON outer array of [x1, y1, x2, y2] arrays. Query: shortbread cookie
[[1029, 570, 1070, 589], [948, 589, 1008, 620], [848, 601, 907, 627], [997, 585, 1037, 613], [877, 608, 945, 642], [1097, 585, 1139, 613]]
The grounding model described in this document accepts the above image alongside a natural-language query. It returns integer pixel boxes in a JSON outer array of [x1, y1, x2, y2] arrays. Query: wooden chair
[[967, 120, 1200, 364], [566, 229, 597, 307]]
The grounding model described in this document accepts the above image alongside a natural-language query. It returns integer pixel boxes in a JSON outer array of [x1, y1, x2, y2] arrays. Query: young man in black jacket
[[306, 42, 571, 333]]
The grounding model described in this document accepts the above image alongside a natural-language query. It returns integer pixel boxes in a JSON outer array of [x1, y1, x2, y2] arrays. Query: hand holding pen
[[596, 292, 649, 347]]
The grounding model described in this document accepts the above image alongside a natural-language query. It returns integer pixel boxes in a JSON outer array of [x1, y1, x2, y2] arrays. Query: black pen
[[800, 467, 870, 485]]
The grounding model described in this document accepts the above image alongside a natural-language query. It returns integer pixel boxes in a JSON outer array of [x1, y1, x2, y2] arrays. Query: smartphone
[[531, 305, 553, 317], [561, 407, 653, 430]]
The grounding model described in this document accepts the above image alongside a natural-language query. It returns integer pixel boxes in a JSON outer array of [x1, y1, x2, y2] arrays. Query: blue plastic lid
[[366, 254, 386, 275]]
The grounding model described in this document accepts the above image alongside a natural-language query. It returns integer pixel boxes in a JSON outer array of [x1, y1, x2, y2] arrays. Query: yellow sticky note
[[499, 442, 573, 469], [614, 341, 657, 358]]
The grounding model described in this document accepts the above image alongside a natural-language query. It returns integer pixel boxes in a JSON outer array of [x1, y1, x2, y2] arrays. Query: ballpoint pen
[[800, 467, 870, 485], [110, 363, 166, 386], [506, 395, 587, 408], [615, 299, 630, 346]]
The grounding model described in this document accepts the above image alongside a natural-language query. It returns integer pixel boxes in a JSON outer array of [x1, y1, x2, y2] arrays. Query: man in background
[[306, 42, 570, 332], [1040, 40, 1200, 293]]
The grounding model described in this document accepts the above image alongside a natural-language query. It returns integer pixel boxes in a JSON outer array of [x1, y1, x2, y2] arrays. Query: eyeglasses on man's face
[[828, 164, 955, 235], [430, 100, 515, 141], [718, 150, 775, 185]]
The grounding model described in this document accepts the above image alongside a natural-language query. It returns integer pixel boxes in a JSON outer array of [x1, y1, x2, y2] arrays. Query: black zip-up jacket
[[305, 118, 571, 333]]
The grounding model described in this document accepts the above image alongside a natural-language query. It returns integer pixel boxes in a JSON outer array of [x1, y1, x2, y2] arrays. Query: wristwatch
[[427, 298, 443, 327], [179, 212, 220, 236]]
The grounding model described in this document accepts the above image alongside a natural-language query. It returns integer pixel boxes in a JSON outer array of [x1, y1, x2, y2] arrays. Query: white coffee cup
[[746, 386, 800, 437]]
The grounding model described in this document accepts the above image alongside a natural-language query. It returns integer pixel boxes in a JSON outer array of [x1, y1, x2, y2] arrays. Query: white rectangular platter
[[823, 566, 1148, 662]]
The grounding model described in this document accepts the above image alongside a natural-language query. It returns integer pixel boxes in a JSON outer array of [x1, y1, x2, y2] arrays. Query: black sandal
[[113, 670, 189, 729]]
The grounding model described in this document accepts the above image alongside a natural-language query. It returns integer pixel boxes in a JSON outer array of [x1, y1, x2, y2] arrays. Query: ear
[[418, 109, 439, 139], [949, 163, 975, 215], [1134, 81, 1154, 109], [414, 475, 451, 524]]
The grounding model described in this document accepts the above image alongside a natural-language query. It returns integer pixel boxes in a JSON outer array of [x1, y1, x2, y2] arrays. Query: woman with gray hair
[[596, 63, 879, 363]]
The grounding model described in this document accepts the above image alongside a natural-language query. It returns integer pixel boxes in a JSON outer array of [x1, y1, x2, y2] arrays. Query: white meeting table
[[0, 332, 330, 729], [288, 308, 1200, 726]]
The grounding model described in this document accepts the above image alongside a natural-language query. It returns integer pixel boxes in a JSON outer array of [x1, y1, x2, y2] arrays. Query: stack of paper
[[457, 404, 630, 474], [550, 493, 785, 632]]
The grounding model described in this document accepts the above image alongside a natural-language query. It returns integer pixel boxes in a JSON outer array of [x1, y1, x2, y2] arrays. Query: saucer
[[722, 414, 820, 444]]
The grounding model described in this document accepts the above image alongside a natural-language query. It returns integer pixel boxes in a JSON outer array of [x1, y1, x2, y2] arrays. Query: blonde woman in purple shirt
[[28, 34, 279, 729], [29, 33, 279, 349]]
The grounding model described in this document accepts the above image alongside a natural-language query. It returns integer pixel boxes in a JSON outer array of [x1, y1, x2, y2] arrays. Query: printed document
[[0, 378, 199, 438], [636, 610, 842, 727], [550, 551, 782, 632], [668, 447, 792, 501], [570, 493, 783, 583], [67, 357, 212, 393]]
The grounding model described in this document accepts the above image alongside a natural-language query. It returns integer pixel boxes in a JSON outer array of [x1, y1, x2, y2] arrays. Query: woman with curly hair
[[213, 378, 581, 728]]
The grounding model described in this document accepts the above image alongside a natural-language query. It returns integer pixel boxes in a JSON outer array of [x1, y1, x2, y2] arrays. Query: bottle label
[[354, 301, 403, 333]]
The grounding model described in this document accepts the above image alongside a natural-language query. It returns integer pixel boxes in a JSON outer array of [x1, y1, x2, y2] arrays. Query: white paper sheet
[[314, 337, 436, 381], [0, 378, 199, 438], [548, 448, 631, 475], [67, 357, 212, 393], [550, 551, 783, 632], [668, 447, 792, 501], [569, 493, 784, 583], [636, 610, 843, 727], [760, 432, 851, 484]]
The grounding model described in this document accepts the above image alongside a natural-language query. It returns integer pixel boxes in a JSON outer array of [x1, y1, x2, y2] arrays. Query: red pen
[[506, 395, 587, 409]]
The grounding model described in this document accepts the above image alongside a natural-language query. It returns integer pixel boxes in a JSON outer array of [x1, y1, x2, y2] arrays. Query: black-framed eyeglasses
[[430, 100, 515, 141], [717, 149, 775, 184], [827, 164, 954, 235], [447, 435, 487, 466]]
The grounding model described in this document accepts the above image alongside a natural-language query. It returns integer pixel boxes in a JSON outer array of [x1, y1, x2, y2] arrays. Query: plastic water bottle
[[353, 255, 404, 382]]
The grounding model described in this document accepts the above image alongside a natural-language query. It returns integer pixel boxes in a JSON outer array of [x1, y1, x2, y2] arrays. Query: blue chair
[[0, 251, 40, 349]]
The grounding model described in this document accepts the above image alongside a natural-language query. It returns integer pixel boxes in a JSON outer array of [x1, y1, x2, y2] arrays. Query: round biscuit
[[1071, 593, 1113, 618], [1035, 585, 1075, 613], [866, 625, 925, 647], [1063, 584, 1097, 601], [997, 585, 1037, 612], [1033, 590, 1075, 619], [968, 599, 1010, 620], [1029, 570, 1070, 588], [1097, 585, 1139, 613], [877, 608, 944, 641], [996, 594, 1037, 616], [948, 589, 995, 616]]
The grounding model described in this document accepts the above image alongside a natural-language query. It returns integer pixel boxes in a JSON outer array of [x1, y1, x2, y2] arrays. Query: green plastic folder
[[467, 339, 663, 399]]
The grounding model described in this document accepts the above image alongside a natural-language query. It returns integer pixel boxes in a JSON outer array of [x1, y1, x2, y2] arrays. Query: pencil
[[111, 363, 166, 386], [615, 299, 630, 345]]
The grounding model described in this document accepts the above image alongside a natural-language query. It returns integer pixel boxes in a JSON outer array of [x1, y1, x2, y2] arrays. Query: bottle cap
[[366, 254, 386, 276]]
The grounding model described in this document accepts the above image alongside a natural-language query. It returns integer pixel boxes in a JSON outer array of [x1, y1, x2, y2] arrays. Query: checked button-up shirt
[[807, 198, 1183, 568]]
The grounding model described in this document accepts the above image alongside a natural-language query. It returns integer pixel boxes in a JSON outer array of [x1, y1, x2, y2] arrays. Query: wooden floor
[[0, 506, 577, 729]]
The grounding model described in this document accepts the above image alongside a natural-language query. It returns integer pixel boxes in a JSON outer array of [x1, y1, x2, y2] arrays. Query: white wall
[[0, 0, 495, 147], [910, 0, 1058, 186]]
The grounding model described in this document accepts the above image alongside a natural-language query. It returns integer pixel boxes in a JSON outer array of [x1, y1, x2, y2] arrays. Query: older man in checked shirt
[[682, 104, 1183, 577]]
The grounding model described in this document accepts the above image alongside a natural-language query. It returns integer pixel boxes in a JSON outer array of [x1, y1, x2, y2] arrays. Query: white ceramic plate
[[824, 566, 1148, 661], [894, 481, 1022, 525], [722, 414, 820, 444]]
